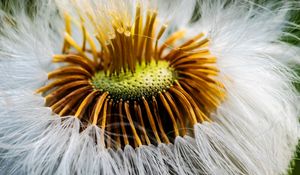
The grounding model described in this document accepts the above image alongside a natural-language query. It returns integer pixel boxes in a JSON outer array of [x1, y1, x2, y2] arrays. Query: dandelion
[[0, 0, 299, 174]]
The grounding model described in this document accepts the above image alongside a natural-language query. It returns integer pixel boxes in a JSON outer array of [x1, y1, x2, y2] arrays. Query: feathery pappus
[[0, 0, 299, 174]]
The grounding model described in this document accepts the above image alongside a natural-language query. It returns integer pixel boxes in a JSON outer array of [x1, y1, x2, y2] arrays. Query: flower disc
[[91, 60, 176, 100]]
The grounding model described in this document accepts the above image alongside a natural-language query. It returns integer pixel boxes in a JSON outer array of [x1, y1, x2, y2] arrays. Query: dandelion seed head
[[0, 0, 299, 174], [36, 0, 225, 148]]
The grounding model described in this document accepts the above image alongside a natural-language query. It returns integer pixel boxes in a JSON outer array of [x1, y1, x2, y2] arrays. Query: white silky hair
[[0, 0, 299, 175]]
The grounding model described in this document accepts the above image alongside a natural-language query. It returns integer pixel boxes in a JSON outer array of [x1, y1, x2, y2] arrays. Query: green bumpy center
[[91, 60, 177, 100]]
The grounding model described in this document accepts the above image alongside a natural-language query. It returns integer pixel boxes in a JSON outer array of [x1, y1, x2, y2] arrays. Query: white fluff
[[0, 0, 299, 174]]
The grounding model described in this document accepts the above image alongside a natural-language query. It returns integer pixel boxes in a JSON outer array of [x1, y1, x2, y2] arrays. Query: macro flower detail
[[35, 5, 224, 148], [0, 0, 299, 175]]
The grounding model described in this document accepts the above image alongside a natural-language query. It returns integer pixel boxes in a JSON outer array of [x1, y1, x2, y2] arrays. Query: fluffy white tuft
[[0, 0, 299, 175]]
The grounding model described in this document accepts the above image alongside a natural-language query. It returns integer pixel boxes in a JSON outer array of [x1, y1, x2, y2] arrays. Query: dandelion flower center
[[36, 3, 225, 149], [91, 60, 176, 100]]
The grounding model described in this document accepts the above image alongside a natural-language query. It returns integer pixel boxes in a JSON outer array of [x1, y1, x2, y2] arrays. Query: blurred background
[[285, 1, 300, 174]]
